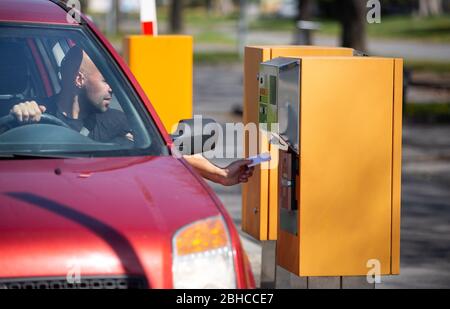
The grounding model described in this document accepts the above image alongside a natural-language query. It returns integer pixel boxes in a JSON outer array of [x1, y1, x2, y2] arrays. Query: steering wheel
[[0, 113, 71, 133]]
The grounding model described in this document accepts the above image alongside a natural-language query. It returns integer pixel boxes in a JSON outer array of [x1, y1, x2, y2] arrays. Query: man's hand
[[10, 101, 46, 122], [183, 155, 254, 186], [220, 159, 254, 186]]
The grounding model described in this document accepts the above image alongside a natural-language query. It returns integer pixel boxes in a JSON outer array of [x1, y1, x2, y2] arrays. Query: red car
[[0, 0, 254, 289]]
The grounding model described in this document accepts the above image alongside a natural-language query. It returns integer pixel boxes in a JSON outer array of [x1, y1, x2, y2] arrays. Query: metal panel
[[299, 57, 394, 276], [279, 150, 298, 235], [258, 65, 278, 130], [259, 57, 301, 153], [278, 60, 300, 153]]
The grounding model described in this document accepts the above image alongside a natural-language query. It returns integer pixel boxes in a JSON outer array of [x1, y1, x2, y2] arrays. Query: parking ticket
[[247, 152, 271, 167]]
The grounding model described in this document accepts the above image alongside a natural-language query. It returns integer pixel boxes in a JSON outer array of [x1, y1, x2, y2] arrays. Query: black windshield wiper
[[0, 153, 74, 160]]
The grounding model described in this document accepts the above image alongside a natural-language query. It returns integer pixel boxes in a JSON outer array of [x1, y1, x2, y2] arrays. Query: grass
[[405, 60, 450, 74], [195, 31, 235, 45], [157, 7, 238, 27], [366, 15, 450, 43], [404, 102, 450, 123], [94, 6, 450, 43], [100, 8, 450, 73], [249, 16, 296, 31], [250, 14, 450, 43], [194, 51, 240, 64], [157, 7, 237, 45]]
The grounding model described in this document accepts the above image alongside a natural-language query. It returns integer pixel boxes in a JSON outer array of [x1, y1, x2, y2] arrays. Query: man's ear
[[75, 72, 85, 88]]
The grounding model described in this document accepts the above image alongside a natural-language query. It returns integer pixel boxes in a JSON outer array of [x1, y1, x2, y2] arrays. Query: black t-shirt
[[42, 95, 132, 143]]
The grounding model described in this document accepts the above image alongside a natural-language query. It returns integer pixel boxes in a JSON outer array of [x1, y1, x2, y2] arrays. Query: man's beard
[[79, 91, 104, 116]]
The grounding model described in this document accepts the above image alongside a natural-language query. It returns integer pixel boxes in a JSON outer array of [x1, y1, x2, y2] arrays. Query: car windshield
[[0, 23, 169, 158]]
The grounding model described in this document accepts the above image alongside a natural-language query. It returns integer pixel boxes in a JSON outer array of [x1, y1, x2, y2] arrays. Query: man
[[10, 46, 253, 186], [11, 46, 132, 143]]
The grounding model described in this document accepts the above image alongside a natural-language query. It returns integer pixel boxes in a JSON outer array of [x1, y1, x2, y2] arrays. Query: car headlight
[[172, 216, 236, 289]]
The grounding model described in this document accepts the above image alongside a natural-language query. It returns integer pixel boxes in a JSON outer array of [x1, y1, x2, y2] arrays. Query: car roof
[[0, 0, 80, 25]]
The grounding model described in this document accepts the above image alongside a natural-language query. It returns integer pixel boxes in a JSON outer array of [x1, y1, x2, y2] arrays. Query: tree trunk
[[294, 0, 314, 45], [299, 0, 313, 21], [79, 0, 87, 13], [237, 0, 247, 58], [105, 0, 119, 36], [170, 0, 183, 33], [429, 0, 443, 14], [339, 0, 367, 51], [419, 0, 443, 16], [206, 0, 213, 13], [114, 0, 120, 34], [215, 0, 234, 15]]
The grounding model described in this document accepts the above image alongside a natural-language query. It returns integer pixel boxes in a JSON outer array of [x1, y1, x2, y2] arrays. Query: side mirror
[[170, 117, 220, 155]]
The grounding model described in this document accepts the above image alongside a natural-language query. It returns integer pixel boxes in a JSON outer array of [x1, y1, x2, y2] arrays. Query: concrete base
[[307, 277, 341, 289], [275, 269, 376, 289], [260, 241, 276, 289], [342, 276, 375, 289]]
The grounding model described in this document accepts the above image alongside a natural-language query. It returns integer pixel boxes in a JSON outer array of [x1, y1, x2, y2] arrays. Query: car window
[[0, 23, 169, 158]]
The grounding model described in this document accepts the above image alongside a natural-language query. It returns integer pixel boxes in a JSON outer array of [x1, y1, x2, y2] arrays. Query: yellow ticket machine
[[243, 46, 355, 242], [243, 46, 356, 287], [259, 56, 403, 287]]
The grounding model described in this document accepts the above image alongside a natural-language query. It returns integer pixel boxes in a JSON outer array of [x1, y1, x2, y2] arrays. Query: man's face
[[82, 68, 112, 113]]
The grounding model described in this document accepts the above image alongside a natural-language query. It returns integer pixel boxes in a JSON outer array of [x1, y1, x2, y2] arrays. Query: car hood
[[0, 156, 220, 288]]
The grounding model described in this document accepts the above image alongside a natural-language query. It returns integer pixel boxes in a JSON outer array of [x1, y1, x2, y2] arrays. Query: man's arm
[[183, 154, 254, 186]]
